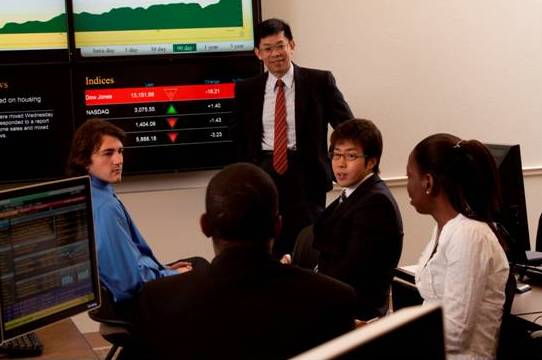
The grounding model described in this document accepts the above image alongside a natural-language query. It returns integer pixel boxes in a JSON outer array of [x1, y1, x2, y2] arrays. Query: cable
[[514, 310, 542, 317]]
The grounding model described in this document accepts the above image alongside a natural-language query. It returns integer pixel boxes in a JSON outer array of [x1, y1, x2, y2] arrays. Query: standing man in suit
[[120, 163, 356, 360], [233, 18, 353, 257], [313, 119, 404, 321]]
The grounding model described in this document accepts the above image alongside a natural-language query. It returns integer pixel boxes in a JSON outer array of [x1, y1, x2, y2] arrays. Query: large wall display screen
[[0, 0, 69, 63], [73, 0, 255, 57], [73, 57, 260, 174], [0, 65, 73, 183]]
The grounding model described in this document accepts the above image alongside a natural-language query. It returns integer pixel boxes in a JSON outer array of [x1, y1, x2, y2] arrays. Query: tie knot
[[275, 79, 285, 89], [339, 190, 347, 203]]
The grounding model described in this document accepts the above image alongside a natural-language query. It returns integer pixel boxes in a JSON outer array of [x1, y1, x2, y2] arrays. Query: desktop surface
[[394, 265, 542, 329], [0, 319, 99, 360]]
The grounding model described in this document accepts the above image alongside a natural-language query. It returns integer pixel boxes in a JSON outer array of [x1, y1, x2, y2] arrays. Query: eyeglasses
[[329, 151, 367, 161], [259, 42, 289, 54]]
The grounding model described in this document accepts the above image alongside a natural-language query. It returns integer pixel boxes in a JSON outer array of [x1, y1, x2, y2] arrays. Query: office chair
[[391, 276, 423, 311], [291, 225, 319, 270], [495, 269, 520, 360], [88, 286, 133, 360]]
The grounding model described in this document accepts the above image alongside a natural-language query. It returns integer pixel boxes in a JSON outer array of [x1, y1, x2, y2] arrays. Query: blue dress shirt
[[90, 176, 177, 302]]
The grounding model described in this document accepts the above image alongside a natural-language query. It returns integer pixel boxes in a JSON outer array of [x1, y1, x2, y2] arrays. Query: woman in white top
[[406, 134, 509, 360]]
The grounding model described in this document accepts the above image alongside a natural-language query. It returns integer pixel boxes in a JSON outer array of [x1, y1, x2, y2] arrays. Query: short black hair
[[330, 118, 383, 174], [255, 18, 293, 48], [205, 163, 279, 243]]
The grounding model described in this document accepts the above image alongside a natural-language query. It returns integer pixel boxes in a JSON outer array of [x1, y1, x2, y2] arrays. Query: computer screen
[[0, 64, 74, 184], [291, 303, 445, 360], [0, 176, 100, 341], [0, 0, 262, 183], [72, 0, 256, 58], [0, 0, 69, 64], [73, 56, 261, 174], [485, 144, 530, 262]]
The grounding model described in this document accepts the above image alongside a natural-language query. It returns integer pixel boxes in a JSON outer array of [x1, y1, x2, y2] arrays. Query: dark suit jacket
[[313, 175, 404, 320], [122, 247, 356, 360], [233, 64, 353, 194]]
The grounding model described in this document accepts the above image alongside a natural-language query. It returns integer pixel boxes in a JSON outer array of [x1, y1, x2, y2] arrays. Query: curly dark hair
[[66, 119, 126, 177]]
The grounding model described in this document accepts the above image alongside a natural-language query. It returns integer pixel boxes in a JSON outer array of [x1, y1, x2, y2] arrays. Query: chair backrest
[[291, 224, 320, 270], [496, 264, 519, 359], [88, 285, 134, 329], [391, 277, 423, 311], [536, 212, 542, 252], [88, 285, 133, 360]]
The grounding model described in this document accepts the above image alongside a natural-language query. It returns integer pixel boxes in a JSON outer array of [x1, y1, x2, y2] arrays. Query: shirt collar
[[267, 63, 294, 90], [344, 172, 374, 198], [90, 175, 114, 193]]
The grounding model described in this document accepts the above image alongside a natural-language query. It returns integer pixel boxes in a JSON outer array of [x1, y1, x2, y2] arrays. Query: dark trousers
[[258, 151, 325, 258]]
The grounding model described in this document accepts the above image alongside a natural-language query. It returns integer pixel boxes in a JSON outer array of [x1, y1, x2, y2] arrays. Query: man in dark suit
[[120, 163, 356, 360], [313, 119, 404, 321], [233, 18, 353, 257]]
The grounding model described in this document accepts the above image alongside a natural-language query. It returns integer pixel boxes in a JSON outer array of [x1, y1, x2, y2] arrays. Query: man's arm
[[323, 71, 354, 128], [331, 196, 401, 280], [119, 282, 162, 360], [95, 201, 175, 302], [326, 194, 403, 318]]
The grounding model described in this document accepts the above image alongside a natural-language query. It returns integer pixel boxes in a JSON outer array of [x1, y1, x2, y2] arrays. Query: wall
[[73, 0, 542, 333]]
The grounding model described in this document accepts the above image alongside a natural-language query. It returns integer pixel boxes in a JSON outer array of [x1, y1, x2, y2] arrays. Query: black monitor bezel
[[0, 0, 71, 65]]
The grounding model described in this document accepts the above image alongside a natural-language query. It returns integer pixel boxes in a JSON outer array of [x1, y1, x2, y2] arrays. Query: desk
[[511, 279, 542, 330], [393, 266, 542, 329], [0, 319, 99, 360], [393, 266, 542, 357]]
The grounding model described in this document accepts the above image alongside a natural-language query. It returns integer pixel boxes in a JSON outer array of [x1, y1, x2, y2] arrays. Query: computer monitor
[[291, 303, 445, 359], [0, 176, 100, 342], [485, 144, 530, 263]]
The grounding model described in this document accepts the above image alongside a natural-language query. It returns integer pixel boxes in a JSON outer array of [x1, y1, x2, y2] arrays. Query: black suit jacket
[[233, 64, 353, 194], [313, 175, 404, 320], [122, 247, 356, 360]]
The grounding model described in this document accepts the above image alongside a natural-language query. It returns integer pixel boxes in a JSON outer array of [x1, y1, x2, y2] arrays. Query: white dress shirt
[[415, 214, 509, 360], [261, 64, 296, 151], [343, 173, 374, 199]]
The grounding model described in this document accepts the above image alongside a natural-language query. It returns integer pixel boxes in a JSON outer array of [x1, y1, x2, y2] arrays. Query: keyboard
[[0, 332, 43, 358]]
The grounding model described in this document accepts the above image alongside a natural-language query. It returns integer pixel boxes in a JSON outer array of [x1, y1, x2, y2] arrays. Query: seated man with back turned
[[312, 119, 404, 321], [66, 119, 201, 310], [120, 163, 356, 360]]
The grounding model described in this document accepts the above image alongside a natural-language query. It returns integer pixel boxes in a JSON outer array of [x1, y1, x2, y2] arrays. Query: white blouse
[[415, 214, 509, 360]]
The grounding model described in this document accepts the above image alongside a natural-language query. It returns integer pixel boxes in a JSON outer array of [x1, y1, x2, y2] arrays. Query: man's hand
[[169, 261, 193, 273], [354, 319, 366, 328], [280, 254, 292, 265]]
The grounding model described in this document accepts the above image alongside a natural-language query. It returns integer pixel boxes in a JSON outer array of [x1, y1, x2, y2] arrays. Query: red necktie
[[273, 79, 288, 175]]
